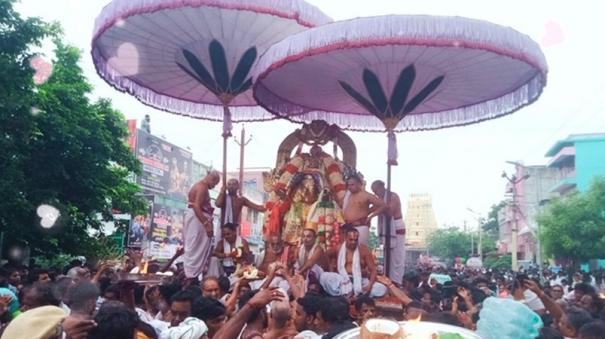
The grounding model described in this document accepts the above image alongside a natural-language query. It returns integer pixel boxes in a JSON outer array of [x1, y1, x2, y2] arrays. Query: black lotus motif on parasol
[[339, 65, 444, 122], [177, 40, 257, 98]]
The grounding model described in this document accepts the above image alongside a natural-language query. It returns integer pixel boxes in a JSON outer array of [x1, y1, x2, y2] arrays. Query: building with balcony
[[546, 133, 605, 195]]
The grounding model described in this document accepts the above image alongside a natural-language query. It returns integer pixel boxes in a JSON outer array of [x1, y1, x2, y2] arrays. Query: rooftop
[[545, 133, 605, 157]]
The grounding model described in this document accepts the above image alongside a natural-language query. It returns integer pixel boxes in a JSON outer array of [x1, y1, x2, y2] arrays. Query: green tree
[[484, 254, 511, 270], [428, 227, 472, 260], [1, 1, 144, 260], [368, 230, 379, 250], [482, 201, 506, 239], [537, 178, 605, 266]]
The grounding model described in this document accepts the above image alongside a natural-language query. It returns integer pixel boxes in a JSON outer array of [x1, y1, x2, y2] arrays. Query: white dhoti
[[379, 211, 406, 285], [380, 219, 405, 284], [205, 256, 223, 279], [319, 272, 387, 298], [388, 218, 406, 285], [183, 208, 213, 279], [355, 226, 370, 246]]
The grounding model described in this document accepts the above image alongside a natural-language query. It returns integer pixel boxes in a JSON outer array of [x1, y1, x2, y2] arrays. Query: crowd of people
[[1, 251, 605, 338], [1, 171, 604, 338]]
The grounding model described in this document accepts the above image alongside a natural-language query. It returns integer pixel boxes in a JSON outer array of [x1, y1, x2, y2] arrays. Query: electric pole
[[502, 170, 530, 272], [234, 125, 252, 195], [467, 208, 484, 260]]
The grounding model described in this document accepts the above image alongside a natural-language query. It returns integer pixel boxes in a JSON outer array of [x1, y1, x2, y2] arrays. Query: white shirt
[[523, 290, 545, 311]]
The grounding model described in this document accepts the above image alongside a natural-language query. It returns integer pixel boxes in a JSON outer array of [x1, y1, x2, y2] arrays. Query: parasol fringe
[[254, 74, 545, 132], [252, 14, 548, 132], [91, 0, 332, 123], [254, 15, 547, 81]]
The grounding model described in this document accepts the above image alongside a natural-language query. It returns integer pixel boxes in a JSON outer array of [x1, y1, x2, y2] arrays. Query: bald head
[[371, 180, 386, 197], [205, 171, 221, 188], [270, 292, 291, 328]]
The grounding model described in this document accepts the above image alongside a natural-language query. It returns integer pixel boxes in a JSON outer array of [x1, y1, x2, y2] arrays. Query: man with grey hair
[[264, 288, 298, 339], [184, 171, 220, 279], [66, 267, 90, 282]]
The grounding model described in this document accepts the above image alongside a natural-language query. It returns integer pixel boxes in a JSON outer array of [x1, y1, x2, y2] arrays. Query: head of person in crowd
[[66, 266, 90, 282], [2, 267, 22, 289], [88, 301, 138, 339], [344, 227, 360, 251], [579, 320, 605, 339], [402, 271, 420, 292], [307, 280, 323, 295], [201, 276, 221, 300], [65, 281, 100, 318], [52, 277, 74, 304], [169, 290, 196, 327], [558, 306, 594, 339], [354, 295, 377, 325], [20, 282, 60, 312], [267, 234, 285, 256], [346, 174, 363, 194], [191, 296, 227, 338], [221, 223, 238, 245], [579, 293, 604, 317], [29, 268, 52, 284], [550, 284, 565, 300], [318, 296, 356, 339], [238, 290, 268, 330], [265, 290, 296, 337], [102, 284, 121, 302], [573, 283, 596, 304], [294, 294, 322, 332], [539, 326, 564, 339], [218, 276, 231, 300], [403, 300, 427, 321], [419, 270, 430, 285]]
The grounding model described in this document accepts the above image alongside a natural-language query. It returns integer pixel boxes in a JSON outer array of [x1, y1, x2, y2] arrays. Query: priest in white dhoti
[[294, 228, 326, 280], [183, 171, 220, 279], [320, 226, 386, 298], [371, 180, 406, 285]]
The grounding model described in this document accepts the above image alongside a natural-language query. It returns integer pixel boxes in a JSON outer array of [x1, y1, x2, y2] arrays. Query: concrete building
[[404, 193, 438, 249], [497, 165, 564, 262], [545, 133, 605, 195], [498, 133, 605, 263]]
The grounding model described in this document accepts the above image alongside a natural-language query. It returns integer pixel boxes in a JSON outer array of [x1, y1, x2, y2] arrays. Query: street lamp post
[[502, 169, 530, 272], [467, 208, 483, 260]]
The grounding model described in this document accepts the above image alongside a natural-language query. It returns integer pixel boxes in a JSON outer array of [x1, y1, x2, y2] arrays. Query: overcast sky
[[15, 0, 605, 229]]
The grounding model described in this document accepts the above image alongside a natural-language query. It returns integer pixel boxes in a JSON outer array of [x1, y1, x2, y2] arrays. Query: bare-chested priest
[[319, 226, 387, 298], [342, 174, 387, 245], [371, 180, 406, 285], [216, 178, 266, 225], [183, 171, 220, 279], [294, 229, 327, 279]]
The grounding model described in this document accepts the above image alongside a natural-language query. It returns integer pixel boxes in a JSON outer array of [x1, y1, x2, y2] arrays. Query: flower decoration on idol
[[308, 189, 344, 248]]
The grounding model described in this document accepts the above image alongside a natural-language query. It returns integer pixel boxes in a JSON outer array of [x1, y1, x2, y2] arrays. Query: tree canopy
[[538, 177, 605, 265], [1, 0, 144, 260], [428, 226, 496, 262]]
